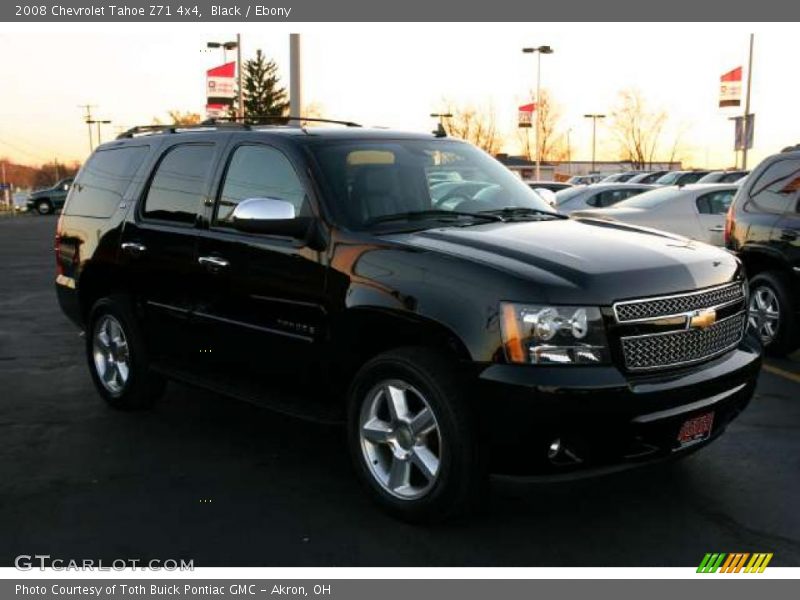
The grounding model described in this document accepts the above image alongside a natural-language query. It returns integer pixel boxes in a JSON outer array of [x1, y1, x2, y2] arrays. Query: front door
[[193, 141, 329, 403]]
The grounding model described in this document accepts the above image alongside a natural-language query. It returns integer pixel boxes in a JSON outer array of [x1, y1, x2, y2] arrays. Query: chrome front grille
[[621, 312, 746, 371], [614, 282, 745, 322]]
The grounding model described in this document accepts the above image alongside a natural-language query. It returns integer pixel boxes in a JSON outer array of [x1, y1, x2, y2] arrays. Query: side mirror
[[534, 188, 557, 207], [231, 197, 324, 248]]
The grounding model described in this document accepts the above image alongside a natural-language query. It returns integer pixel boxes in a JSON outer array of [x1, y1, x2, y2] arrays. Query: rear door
[[193, 139, 329, 396], [119, 140, 222, 369], [768, 164, 800, 277], [695, 188, 736, 245]]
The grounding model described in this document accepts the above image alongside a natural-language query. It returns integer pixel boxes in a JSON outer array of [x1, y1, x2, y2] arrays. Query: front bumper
[[475, 332, 761, 477]]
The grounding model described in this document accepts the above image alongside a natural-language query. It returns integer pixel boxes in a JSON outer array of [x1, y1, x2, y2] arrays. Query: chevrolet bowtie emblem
[[688, 308, 717, 330]]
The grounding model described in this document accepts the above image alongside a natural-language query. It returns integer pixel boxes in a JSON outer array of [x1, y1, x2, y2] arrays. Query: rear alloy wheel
[[348, 347, 486, 523], [87, 295, 165, 409], [36, 200, 52, 215], [748, 271, 799, 356]]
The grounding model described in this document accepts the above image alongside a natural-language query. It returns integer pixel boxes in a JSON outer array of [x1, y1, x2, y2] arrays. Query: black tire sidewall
[[750, 271, 799, 356], [347, 348, 482, 523]]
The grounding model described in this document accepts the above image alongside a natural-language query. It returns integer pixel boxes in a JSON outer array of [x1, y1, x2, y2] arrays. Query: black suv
[[726, 147, 800, 356], [55, 122, 761, 522]]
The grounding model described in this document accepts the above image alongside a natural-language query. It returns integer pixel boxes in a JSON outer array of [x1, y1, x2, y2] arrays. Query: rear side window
[[64, 146, 149, 218], [696, 189, 735, 214], [747, 158, 800, 215], [143, 144, 215, 224], [215, 145, 307, 226]]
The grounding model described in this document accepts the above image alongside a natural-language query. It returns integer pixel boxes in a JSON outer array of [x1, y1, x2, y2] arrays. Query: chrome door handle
[[121, 242, 147, 254], [709, 226, 725, 232], [198, 255, 230, 269]]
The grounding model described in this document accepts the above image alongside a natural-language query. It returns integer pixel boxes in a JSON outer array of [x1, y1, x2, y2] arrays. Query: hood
[[385, 218, 740, 305]]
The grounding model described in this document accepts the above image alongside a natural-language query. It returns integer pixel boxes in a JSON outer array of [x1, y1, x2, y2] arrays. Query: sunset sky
[[1, 22, 798, 171]]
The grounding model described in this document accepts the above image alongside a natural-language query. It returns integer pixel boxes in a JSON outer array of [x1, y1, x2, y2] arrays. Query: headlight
[[499, 302, 610, 365]]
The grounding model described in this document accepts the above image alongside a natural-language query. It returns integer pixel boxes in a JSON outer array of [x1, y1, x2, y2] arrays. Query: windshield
[[309, 139, 555, 229], [611, 187, 682, 209], [655, 171, 681, 185]]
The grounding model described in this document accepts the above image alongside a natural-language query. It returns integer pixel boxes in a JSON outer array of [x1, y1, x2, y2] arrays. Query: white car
[[553, 183, 655, 215], [571, 183, 739, 246]]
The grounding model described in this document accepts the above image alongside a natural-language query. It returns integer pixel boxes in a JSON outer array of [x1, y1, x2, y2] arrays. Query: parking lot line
[[762, 363, 800, 385]]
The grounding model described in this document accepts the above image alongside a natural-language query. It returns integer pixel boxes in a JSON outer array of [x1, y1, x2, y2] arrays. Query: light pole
[[583, 113, 606, 173], [207, 39, 241, 118], [522, 45, 554, 180], [87, 119, 111, 145]]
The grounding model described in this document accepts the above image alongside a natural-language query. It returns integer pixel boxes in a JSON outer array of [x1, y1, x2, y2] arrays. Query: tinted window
[[65, 146, 149, 218], [678, 172, 708, 185], [143, 144, 215, 224], [746, 158, 800, 215], [655, 172, 681, 185], [216, 145, 307, 225], [555, 186, 587, 206], [696, 189, 735, 214]]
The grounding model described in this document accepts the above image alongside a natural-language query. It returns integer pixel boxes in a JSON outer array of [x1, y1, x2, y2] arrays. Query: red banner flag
[[206, 61, 236, 118], [719, 67, 742, 108], [518, 103, 536, 128]]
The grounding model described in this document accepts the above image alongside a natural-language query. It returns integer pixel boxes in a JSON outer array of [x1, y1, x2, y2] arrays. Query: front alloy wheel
[[749, 285, 780, 345], [359, 380, 442, 500], [347, 347, 486, 522]]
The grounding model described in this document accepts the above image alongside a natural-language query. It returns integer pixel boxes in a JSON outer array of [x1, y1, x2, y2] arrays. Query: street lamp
[[86, 119, 112, 145], [207, 37, 243, 119], [522, 45, 554, 180], [583, 113, 606, 174], [430, 112, 453, 136]]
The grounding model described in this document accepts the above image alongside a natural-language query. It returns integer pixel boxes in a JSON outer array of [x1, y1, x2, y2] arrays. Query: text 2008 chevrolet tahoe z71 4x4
[[55, 122, 761, 522]]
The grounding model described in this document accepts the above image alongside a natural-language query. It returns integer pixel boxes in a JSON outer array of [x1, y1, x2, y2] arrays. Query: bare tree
[[609, 89, 668, 169], [441, 101, 503, 155], [516, 89, 569, 162]]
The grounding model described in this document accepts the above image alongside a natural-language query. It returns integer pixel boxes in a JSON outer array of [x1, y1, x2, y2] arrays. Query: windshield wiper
[[365, 209, 503, 226], [481, 207, 568, 219]]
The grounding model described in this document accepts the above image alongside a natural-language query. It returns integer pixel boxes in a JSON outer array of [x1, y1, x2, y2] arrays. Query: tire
[[748, 271, 799, 356], [86, 295, 165, 409], [36, 200, 52, 215], [347, 347, 487, 523]]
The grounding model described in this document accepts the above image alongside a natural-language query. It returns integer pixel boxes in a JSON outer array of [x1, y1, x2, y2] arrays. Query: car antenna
[[433, 123, 448, 138]]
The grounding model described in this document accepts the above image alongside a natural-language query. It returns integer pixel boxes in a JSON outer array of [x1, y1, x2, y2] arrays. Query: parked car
[[525, 181, 572, 193], [566, 173, 605, 185], [626, 170, 669, 184], [26, 177, 74, 215], [654, 170, 711, 187], [726, 147, 800, 356], [696, 170, 749, 184], [572, 184, 739, 246], [554, 183, 654, 214], [55, 123, 760, 522], [600, 171, 645, 183]]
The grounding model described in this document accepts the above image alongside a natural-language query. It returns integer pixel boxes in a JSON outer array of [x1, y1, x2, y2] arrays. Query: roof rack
[[203, 115, 362, 127], [116, 115, 362, 139]]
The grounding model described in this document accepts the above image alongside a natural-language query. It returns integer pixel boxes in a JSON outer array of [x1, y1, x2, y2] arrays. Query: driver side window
[[215, 145, 307, 226]]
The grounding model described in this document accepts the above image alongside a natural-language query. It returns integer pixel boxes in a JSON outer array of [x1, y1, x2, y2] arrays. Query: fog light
[[548, 438, 561, 459]]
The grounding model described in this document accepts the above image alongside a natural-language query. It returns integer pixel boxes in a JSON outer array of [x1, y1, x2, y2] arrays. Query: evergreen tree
[[238, 50, 289, 123]]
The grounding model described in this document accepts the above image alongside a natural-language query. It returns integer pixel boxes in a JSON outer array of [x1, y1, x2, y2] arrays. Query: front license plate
[[677, 411, 715, 447]]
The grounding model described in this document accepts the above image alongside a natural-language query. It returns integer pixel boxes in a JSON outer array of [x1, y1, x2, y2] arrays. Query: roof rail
[[116, 115, 362, 140], [204, 115, 362, 127]]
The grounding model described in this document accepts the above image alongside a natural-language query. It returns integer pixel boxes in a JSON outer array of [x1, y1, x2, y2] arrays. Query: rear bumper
[[55, 279, 83, 328], [474, 332, 762, 476]]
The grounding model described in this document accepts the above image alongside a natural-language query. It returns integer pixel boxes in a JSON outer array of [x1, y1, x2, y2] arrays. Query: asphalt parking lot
[[1, 215, 798, 567]]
